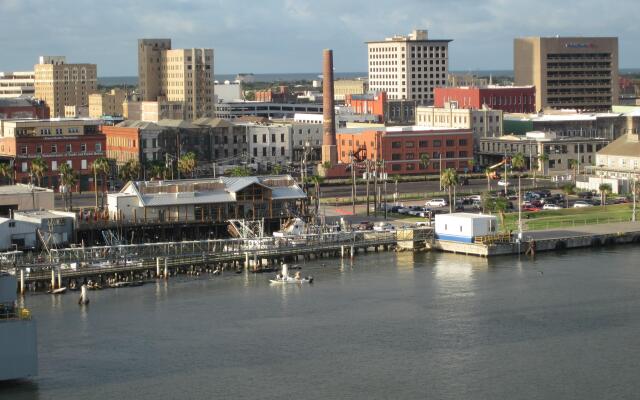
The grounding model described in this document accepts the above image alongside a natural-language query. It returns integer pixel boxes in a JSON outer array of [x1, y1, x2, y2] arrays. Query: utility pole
[[504, 149, 508, 196], [351, 153, 356, 216], [439, 152, 443, 191], [365, 160, 370, 216], [632, 173, 637, 222], [373, 161, 379, 217]]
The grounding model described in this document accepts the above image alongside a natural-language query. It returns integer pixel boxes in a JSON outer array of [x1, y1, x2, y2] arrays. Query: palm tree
[[538, 153, 549, 177], [568, 159, 579, 184], [227, 165, 251, 177], [512, 152, 526, 172], [391, 174, 401, 203], [30, 157, 48, 187], [467, 159, 475, 176], [148, 161, 166, 180], [531, 160, 540, 187], [440, 168, 459, 213], [119, 159, 141, 183], [91, 158, 111, 209], [0, 163, 12, 185], [59, 163, 77, 211], [599, 183, 612, 208], [271, 164, 283, 175], [419, 153, 430, 180], [177, 152, 197, 178], [562, 183, 576, 208]]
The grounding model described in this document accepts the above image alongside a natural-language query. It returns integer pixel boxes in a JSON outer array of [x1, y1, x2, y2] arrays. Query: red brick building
[[434, 86, 536, 113], [254, 86, 294, 103], [0, 98, 49, 119], [336, 126, 473, 175], [0, 119, 105, 191], [345, 92, 386, 121]]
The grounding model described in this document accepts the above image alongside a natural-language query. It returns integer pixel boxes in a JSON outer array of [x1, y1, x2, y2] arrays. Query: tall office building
[[367, 29, 451, 104], [137, 39, 215, 120], [514, 36, 619, 112], [34, 56, 97, 118]]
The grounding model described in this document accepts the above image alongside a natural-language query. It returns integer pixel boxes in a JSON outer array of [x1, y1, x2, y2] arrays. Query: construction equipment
[[487, 158, 508, 180]]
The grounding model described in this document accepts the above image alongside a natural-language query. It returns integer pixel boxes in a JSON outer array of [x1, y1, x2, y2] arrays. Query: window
[[253, 148, 257, 157], [280, 147, 285, 156], [95, 143, 102, 152], [262, 148, 267, 156], [459, 139, 467, 146], [406, 164, 415, 170], [262, 135, 267, 143], [405, 141, 415, 148], [36, 145, 42, 154], [66, 160, 72, 168], [446, 140, 455, 146], [446, 151, 455, 158], [391, 141, 402, 148], [419, 140, 428, 147], [21, 146, 28, 155], [459, 151, 468, 157], [51, 161, 58, 171], [391, 164, 401, 171], [433, 140, 441, 147], [66, 144, 72, 153], [21, 162, 28, 172], [51, 144, 57, 153], [81, 160, 87, 170], [80, 143, 86, 152], [280, 133, 285, 142], [271, 134, 276, 142], [253, 135, 257, 143], [406, 153, 415, 160], [391, 154, 402, 161]]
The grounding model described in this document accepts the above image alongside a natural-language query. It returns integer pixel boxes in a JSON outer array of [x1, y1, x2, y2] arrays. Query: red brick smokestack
[[322, 49, 338, 166]]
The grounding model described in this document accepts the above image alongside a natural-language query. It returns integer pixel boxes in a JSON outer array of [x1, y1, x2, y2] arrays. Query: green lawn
[[502, 204, 636, 231]]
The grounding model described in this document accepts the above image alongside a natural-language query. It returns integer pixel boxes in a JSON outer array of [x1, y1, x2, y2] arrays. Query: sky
[[0, 0, 638, 76]]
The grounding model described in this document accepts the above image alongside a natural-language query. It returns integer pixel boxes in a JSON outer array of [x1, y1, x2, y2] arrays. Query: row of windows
[[390, 151, 468, 160], [389, 160, 459, 172], [20, 143, 102, 155], [20, 159, 89, 172], [252, 133, 287, 144], [252, 147, 287, 157], [390, 139, 467, 148]]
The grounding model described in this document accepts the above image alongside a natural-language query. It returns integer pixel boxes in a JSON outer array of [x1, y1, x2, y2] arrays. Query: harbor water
[[4, 246, 640, 399]]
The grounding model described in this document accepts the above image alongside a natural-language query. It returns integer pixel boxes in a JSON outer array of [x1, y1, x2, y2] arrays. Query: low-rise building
[[88, 89, 127, 118], [0, 98, 49, 119], [244, 123, 292, 168], [416, 105, 503, 148], [0, 71, 35, 98], [435, 85, 536, 113], [214, 81, 242, 103], [0, 119, 105, 190], [334, 79, 368, 101], [13, 210, 75, 248], [337, 126, 474, 175], [0, 184, 54, 217], [107, 175, 306, 223], [477, 131, 610, 175], [215, 101, 322, 120]]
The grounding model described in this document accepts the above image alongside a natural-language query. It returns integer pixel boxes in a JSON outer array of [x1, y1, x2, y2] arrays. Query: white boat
[[50, 287, 67, 294], [269, 264, 313, 284]]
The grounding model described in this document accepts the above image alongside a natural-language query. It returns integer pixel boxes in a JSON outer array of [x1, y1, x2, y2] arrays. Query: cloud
[[0, 0, 637, 75]]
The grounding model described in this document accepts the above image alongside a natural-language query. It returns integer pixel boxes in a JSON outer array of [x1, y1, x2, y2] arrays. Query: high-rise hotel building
[[138, 39, 215, 120], [367, 30, 451, 104], [34, 56, 97, 118], [514, 36, 619, 112]]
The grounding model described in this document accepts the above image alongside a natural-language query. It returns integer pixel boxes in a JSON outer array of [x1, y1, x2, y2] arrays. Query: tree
[[177, 152, 197, 178], [227, 165, 251, 177], [538, 153, 549, 176], [307, 175, 324, 217], [59, 163, 77, 211], [147, 161, 166, 180], [440, 168, 459, 213], [568, 159, 579, 183], [91, 157, 111, 209], [391, 174, 401, 203], [512, 152, 526, 172], [0, 163, 12, 185], [119, 159, 141, 183], [562, 183, 576, 208], [271, 163, 283, 175], [531, 160, 540, 187], [30, 157, 48, 187], [599, 183, 612, 208], [419, 153, 430, 180], [321, 161, 332, 171], [483, 195, 509, 231]]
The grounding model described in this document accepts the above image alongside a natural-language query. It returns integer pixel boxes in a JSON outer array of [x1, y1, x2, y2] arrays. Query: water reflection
[[433, 253, 489, 294]]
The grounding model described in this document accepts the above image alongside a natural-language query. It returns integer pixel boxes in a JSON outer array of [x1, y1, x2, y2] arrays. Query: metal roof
[[116, 120, 160, 130]]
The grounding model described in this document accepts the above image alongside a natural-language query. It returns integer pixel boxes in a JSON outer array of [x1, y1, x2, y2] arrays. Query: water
[[4, 246, 640, 399]]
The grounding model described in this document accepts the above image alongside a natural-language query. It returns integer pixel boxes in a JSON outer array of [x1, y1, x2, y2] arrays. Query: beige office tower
[[514, 37, 619, 112], [34, 56, 97, 118], [367, 29, 451, 104], [138, 39, 215, 119]]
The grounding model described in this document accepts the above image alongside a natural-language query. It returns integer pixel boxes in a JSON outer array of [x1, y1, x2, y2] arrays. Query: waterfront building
[[107, 175, 306, 223], [334, 79, 368, 101], [367, 29, 451, 103], [88, 89, 127, 118], [138, 39, 215, 119], [336, 126, 473, 175], [0, 71, 35, 98], [0, 98, 49, 119], [0, 184, 54, 217], [434, 86, 536, 113], [415, 105, 503, 149], [34, 56, 97, 118], [434, 213, 498, 243], [514, 36, 619, 112], [0, 118, 105, 190], [477, 131, 610, 176]]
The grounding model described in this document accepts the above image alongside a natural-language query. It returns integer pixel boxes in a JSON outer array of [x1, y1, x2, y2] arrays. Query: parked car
[[373, 222, 396, 231], [388, 205, 403, 213], [407, 207, 427, 216], [578, 191, 594, 199], [573, 201, 594, 208], [356, 221, 374, 230], [522, 205, 541, 212], [469, 195, 482, 202], [543, 203, 563, 210], [497, 180, 510, 187], [425, 198, 447, 207]]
